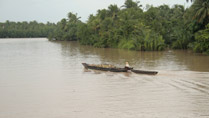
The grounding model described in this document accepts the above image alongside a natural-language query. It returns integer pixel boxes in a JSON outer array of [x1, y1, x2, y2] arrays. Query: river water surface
[[0, 38, 209, 118]]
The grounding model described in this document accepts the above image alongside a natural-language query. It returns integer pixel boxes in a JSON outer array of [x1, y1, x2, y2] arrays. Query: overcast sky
[[0, 0, 191, 23]]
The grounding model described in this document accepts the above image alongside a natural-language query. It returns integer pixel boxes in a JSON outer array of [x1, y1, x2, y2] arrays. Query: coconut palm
[[121, 0, 142, 9], [67, 12, 81, 23], [107, 4, 119, 19], [191, 0, 209, 24]]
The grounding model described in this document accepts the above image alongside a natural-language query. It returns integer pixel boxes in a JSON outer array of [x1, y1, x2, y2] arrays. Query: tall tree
[[191, 0, 209, 24], [122, 0, 142, 9]]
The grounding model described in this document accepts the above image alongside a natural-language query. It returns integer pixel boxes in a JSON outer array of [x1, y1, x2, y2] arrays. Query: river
[[0, 38, 209, 118]]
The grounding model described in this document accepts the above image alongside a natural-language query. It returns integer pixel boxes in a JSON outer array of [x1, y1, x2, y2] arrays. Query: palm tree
[[121, 0, 142, 9], [108, 4, 119, 19], [192, 0, 209, 24], [60, 18, 67, 31], [67, 12, 81, 23]]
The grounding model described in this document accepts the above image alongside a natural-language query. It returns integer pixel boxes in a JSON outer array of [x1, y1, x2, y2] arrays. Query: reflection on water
[[0, 38, 209, 118], [58, 41, 209, 72]]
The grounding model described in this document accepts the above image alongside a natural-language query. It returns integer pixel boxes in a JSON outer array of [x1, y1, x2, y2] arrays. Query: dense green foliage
[[48, 13, 82, 41], [0, 21, 56, 38], [51, 0, 200, 51], [192, 23, 209, 54], [1, 0, 208, 54], [50, 0, 208, 53], [185, 0, 209, 54]]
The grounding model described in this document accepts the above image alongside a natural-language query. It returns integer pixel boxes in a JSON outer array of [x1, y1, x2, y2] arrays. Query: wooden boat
[[82, 63, 127, 72], [131, 69, 158, 75], [82, 63, 158, 75]]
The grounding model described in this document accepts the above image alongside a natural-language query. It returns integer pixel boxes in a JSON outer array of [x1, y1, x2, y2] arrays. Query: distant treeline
[[48, 0, 209, 54], [0, 21, 56, 38]]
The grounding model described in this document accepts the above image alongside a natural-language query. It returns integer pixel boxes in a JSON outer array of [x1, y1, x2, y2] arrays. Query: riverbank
[[49, 39, 209, 56]]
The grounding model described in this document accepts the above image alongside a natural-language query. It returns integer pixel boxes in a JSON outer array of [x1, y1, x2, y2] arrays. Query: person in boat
[[125, 61, 133, 70]]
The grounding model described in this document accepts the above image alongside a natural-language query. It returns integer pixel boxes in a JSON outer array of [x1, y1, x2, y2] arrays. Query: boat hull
[[82, 63, 127, 72]]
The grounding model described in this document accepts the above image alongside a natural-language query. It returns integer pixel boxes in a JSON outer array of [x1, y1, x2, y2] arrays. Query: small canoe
[[82, 63, 127, 72], [131, 69, 158, 75]]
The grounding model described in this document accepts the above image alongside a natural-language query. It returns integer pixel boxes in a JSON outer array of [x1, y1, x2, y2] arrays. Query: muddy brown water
[[0, 38, 209, 118]]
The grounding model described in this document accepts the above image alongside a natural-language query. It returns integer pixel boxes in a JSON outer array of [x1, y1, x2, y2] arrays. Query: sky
[[0, 0, 192, 23]]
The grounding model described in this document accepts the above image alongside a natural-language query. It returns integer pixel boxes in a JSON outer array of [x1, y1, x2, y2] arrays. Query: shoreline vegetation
[[0, 21, 56, 38], [0, 0, 208, 55]]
